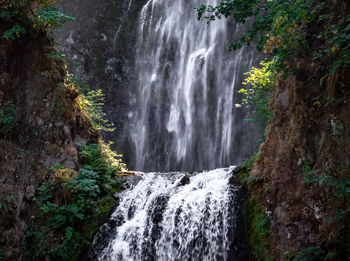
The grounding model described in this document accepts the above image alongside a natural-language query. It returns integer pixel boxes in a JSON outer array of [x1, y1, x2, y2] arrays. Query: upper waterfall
[[56, 0, 261, 172], [128, 0, 258, 171]]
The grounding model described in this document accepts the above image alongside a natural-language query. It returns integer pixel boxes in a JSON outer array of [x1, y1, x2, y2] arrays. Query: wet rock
[[119, 174, 143, 189], [43, 155, 57, 168], [178, 174, 190, 186], [277, 89, 290, 108], [60, 151, 77, 169], [25, 185, 35, 200], [74, 134, 87, 145], [140, 195, 169, 260]]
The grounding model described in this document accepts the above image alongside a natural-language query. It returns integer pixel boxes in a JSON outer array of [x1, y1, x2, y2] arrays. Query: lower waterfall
[[88, 167, 246, 261]]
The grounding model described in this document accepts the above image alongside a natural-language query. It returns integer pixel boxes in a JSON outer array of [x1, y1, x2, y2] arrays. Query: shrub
[[1, 0, 74, 40], [33, 6, 74, 30], [24, 143, 123, 259], [80, 143, 124, 192], [2, 24, 25, 40], [80, 89, 115, 132], [237, 61, 275, 123]]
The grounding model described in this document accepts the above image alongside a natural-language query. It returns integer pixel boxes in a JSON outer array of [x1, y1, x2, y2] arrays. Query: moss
[[81, 195, 115, 242], [234, 156, 273, 261], [249, 195, 272, 260]]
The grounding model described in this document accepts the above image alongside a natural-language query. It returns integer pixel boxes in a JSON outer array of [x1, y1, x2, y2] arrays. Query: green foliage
[[197, 0, 350, 77], [0, 101, 16, 136], [251, 203, 272, 260], [2, 24, 25, 39], [236, 155, 273, 260], [48, 204, 85, 229], [39, 202, 85, 229], [302, 158, 314, 173], [36, 180, 55, 203], [237, 61, 275, 123], [80, 143, 124, 192], [304, 167, 350, 223], [0, 195, 15, 213], [82, 195, 115, 242], [47, 54, 114, 134], [241, 153, 258, 170], [24, 225, 50, 260], [53, 226, 81, 260], [24, 143, 123, 259], [47, 50, 66, 60], [33, 6, 74, 30], [80, 89, 115, 132], [63, 169, 101, 212], [1, 0, 74, 40], [64, 72, 92, 90], [241, 174, 263, 185], [314, 16, 350, 80], [284, 246, 325, 261], [0, 248, 3, 261], [50, 163, 64, 171], [236, 153, 264, 186]]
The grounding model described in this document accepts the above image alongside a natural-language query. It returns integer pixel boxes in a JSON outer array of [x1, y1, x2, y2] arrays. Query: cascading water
[[56, 0, 261, 172], [56, 0, 258, 259], [127, 0, 258, 171], [89, 167, 246, 261]]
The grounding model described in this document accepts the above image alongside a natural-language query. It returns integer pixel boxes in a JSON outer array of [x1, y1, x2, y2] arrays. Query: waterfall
[[89, 167, 245, 261], [53, 1, 259, 259], [55, 0, 259, 259], [126, 0, 257, 172], [55, 0, 260, 172]]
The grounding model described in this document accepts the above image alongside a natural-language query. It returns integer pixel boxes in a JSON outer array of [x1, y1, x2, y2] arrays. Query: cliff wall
[[251, 0, 350, 258], [0, 11, 100, 259]]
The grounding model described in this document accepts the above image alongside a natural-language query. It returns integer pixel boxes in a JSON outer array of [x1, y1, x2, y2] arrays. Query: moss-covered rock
[[232, 160, 273, 261]]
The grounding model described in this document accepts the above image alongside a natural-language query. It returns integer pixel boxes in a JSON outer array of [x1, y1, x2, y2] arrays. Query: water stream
[[89, 167, 245, 261], [126, 0, 257, 171]]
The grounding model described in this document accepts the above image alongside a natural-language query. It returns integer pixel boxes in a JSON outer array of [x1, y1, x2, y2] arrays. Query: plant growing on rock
[[1, 0, 74, 40], [32, 5, 74, 30], [24, 144, 124, 259], [197, 0, 350, 78], [80, 90, 115, 133], [237, 61, 275, 123]]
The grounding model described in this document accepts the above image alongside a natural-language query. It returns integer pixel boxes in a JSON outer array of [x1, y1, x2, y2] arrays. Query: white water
[[91, 167, 238, 261], [126, 0, 257, 171], [80, 1, 257, 259]]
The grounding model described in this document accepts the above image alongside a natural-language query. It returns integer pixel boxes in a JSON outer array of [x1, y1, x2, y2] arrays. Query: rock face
[[0, 19, 99, 259], [55, 0, 148, 167], [252, 0, 350, 258]]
